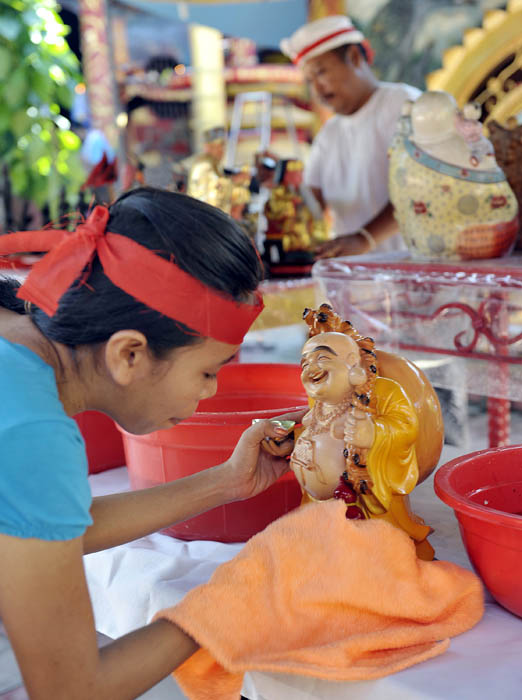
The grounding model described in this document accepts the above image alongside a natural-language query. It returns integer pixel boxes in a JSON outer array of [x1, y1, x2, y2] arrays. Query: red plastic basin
[[120, 363, 308, 542], [434, 445, 522, 617], [74, 410, 126, 474]]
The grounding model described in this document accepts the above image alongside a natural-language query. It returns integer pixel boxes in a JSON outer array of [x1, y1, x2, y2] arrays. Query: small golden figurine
[[186, 127, 233, 214], [266, 304, 444, 560], [263, 159, 324, 266]]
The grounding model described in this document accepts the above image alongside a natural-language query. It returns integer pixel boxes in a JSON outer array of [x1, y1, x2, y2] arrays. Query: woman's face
[[115, 338, 239, 435]]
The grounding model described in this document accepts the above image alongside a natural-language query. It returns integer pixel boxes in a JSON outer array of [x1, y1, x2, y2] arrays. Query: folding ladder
[[224, 90, 301, 168]]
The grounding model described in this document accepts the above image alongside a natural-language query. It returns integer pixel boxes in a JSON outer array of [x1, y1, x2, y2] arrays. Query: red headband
[[0, 206, 264, 345]]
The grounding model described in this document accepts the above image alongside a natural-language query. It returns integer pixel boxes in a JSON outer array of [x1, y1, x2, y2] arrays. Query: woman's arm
[[84, 409, 306, 554], [362, 201, 399, 245], [85, 464, 236, 553], [0, 534, 197, 700]]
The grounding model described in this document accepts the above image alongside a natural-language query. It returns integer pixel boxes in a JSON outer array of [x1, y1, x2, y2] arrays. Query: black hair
[[0, 188, 263, 357], [331, 43, 369, 65]]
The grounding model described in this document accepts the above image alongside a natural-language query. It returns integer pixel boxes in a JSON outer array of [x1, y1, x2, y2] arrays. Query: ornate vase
[[389, 91, 518, 261]]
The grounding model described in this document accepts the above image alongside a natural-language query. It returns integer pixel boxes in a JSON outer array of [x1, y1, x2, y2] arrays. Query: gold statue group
[[185, 127, 327, 265]]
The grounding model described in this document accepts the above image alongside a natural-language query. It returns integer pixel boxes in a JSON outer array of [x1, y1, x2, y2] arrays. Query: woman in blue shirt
[[0, 187, 302, 698]]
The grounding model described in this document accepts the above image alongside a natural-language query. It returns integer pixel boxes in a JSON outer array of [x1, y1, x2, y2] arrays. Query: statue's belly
[[290, 432, 346, 500]]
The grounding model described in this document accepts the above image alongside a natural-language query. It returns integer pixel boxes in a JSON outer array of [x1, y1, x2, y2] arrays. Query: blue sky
[[121, 0, 307, 50]]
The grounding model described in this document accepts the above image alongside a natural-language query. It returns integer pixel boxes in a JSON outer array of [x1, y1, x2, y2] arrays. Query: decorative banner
[[78, 0, 119, 148], [308, 0, 347, 20]]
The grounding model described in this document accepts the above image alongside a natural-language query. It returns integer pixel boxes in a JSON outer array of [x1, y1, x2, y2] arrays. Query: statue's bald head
[[302, 332, 360, 365]]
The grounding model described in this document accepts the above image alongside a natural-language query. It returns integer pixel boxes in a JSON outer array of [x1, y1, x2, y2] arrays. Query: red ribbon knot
[[75, 205, 109, 243]]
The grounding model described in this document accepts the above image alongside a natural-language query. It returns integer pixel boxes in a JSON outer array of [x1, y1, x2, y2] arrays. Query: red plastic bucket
[[434, 445, 522, 617], [121, 363, 308, 542], [74, 410, 126, 474]]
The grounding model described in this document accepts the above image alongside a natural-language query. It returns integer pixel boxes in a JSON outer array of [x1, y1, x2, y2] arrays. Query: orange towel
[[156, 500, 483, 700]]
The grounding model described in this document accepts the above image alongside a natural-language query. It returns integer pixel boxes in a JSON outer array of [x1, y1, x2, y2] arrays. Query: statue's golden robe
[[364, 376, 432, 554]]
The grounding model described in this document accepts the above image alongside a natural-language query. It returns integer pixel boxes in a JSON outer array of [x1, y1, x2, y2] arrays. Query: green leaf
[[56, 83, 72, 108], [9, 159, 29, 194], [0, 16, 21, 42], [0, 104, 10, 132], [11, 109, 32, 137], [57, 129, 80, 150], [0, 46, 12, 80], [46, 167, 61, 218], [22, 8, 39, 27], [0, 133, 15, 158], [0, 0, 86, 215], [48, 63, 66, 84], [29, 68, 52, 101], [4, 68, 28, 109], [27, 132, 47, 160], [35, 155, 51, 175]]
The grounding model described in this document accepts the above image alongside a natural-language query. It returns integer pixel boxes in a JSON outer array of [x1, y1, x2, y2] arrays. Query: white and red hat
[[280, 15, 366, 67]]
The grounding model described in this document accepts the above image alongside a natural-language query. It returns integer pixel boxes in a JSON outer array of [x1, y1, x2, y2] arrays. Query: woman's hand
[[222, 409, 307, 502], [314, 232, 371, 259]]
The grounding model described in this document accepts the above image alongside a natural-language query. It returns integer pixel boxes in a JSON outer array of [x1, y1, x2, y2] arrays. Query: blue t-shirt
[[0, 337, 93, 540]]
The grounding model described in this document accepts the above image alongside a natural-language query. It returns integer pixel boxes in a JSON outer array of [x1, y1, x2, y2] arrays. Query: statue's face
[[300, 332, 361, 404], [206, 139, 225, 162]]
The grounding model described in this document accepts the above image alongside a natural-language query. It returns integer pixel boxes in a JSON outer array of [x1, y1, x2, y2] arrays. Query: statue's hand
[[344, 408, 375, 449], [222, 409, 307, 502]]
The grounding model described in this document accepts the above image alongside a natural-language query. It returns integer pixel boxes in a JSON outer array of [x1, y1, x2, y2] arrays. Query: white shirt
[[304, 82, 421, 238]]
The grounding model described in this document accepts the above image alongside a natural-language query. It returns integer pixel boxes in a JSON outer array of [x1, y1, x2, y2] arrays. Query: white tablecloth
[[84, 446, 522, 700]]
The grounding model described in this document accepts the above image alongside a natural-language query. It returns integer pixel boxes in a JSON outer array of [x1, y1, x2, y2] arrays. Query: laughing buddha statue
[[270, 305, 444, 560]]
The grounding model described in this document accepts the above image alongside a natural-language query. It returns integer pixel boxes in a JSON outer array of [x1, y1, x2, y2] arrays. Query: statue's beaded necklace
[[305, 397, 353, 437]]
